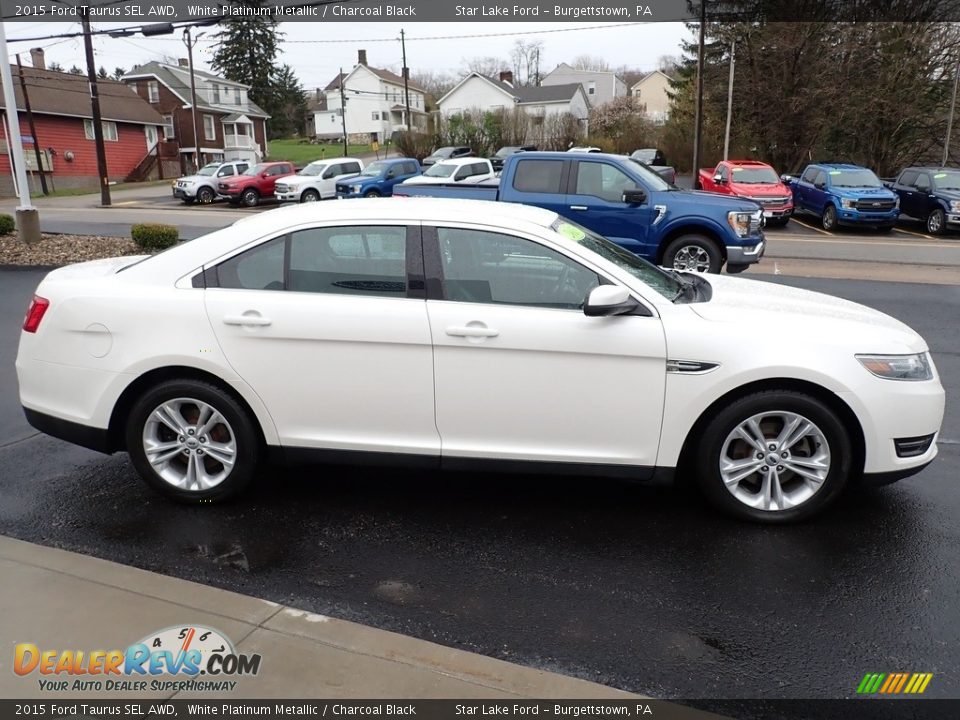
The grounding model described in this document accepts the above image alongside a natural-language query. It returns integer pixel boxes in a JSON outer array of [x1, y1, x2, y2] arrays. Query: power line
[[284, 22, 648, 43]]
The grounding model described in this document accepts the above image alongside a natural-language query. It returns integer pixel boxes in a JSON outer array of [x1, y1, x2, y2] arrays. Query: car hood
[[834, 187, 897, 199], [218, 175, 249, 186], [935, 189, 960, 201], [177, 174, 207, 184], [689, 274, 926, 353], [729, 182, 792, 197], [679, 189, 761, 212]]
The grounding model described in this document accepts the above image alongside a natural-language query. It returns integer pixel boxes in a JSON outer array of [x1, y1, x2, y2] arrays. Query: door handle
[[223, 313, 272, 327], [446, 325, 499, 338], [570, 205, 588, 211]]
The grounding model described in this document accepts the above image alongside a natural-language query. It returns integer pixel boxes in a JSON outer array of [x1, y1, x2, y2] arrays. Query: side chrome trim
[[666, 359, 720, 374]]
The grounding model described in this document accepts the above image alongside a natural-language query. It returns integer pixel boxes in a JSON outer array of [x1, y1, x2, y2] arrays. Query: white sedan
[[16, 199, 944, 522]]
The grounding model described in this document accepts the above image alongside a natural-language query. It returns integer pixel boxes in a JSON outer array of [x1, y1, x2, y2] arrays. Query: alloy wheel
[[672, 245, 711, 272]]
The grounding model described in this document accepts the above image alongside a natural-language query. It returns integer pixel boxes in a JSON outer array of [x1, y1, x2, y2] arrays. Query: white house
[[541, 63, 627, 108], [436, 72, 590, 132], [630, 70, 673, 123], [312, 50, 427, 143]]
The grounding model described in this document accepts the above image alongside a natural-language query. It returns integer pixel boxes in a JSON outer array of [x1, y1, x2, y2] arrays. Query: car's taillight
[[22, 295, 49, 333]]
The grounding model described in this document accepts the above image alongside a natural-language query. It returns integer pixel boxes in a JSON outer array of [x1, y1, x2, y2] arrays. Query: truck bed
[[393, 180, 500, 201]]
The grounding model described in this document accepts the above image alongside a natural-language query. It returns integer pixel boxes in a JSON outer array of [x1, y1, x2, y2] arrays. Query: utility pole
[[81, 10, 111, 206], [0, 21, 40, 242], [15, 54, 48, 195], [183, 27, 205, 171], [691, 0, 707, 179], [723, 38, 735, 161], [943, 53, 960, 167], [339, 67, 348, 157], [400, 29, 411, 132]]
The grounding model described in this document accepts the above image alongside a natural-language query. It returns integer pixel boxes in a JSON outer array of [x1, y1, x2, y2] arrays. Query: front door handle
[[446, 325, 499, 338], [223, 313, 272, 327], [570, 205, 588, 211]]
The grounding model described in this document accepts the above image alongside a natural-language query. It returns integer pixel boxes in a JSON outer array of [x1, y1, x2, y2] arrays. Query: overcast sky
[[6, 21, 690, 89]]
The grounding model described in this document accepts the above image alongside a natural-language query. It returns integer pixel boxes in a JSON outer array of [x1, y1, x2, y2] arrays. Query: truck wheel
[[197, 187, 215, 205], [242, 188, 260, 207], [663, 235, 722, 273], [927, 208, 945, 235], [821, 204, 838, 231], [301, 189, 321, 203], [363, 188, 382, 197]]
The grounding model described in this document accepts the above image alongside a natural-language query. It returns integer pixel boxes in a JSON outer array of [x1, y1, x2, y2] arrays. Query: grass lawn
[[266, 138, 387, 165], [28, 179, 171, 198]]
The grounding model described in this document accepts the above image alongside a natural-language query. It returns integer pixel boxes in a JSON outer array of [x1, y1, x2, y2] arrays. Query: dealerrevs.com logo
[[14, 625, 262, 692]]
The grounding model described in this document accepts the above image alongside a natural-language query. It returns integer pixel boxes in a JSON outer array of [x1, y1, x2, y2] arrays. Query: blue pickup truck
[[785, 163, 900, 231], [884, 166, 960, 235], [394, 151, 765, 273], [335, 158, 421, 198]]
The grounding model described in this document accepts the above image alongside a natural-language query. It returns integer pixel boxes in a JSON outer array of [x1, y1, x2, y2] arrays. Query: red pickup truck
[[217, 161, 295, 207], [696, 160, 793, 226]]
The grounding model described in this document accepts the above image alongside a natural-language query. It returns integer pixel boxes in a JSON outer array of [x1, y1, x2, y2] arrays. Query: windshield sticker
[[934, 173, 948, 179], [829, 170, 842, 175], [556, 223, 586, 241]]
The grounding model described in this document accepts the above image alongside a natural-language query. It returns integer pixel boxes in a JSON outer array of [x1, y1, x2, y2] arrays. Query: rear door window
[[512, 160, 564, 193]]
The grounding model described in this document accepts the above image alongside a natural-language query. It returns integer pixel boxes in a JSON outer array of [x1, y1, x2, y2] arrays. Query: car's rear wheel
[[821, 204, 838, 231], [694, 390, 852, 522], [364, 188, 382, 197], [197, 187, 215, 205], [926, 208, 945, 235], [125, 379, 260, 503], [301, 189, 321, 203], [663, 235, 722, 273], [242, 188, 260, 207]]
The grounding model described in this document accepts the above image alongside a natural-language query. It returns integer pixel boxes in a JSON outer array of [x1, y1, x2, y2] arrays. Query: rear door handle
[[570, 205, 588, 211], [223, 313, 272, 327], [446, 325, 499, 338]]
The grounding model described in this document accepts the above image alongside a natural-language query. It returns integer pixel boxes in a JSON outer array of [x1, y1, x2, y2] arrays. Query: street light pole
[[723, 38, 735, 161], [943, 53, 960, 167], [81, 9, 111, 206], [339, 67, 348, 157], [400, 29, 411, 132], [691, 0, 707, 178], [183, 27, 205, 172]]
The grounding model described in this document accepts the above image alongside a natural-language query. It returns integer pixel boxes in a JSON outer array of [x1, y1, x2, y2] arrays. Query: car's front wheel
[[242, 188, 260, 207], [663, 235, 722, 273], [821, 204, 838, 231], [197, 187, 215, 204], [300, 189, 321, 203], [364, 188, 382, 197], [694, 390, 853, 522], [927, 208, 945, 235], [125, 379, 260, 503]]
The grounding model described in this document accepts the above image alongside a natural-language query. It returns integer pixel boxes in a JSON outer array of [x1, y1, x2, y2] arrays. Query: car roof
[[435, 157, 488, 166], [726, 159, 770, 167], [904, 166, 957, 172], [814, 163, 868, 170]]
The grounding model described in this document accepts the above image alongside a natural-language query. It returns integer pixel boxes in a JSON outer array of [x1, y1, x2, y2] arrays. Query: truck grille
[[855, 199, 896, 211], [275, 183, 289, 193], [747, 196, 791, 207]]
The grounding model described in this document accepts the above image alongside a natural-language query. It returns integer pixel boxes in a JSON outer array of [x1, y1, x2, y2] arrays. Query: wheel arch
[[107, 365, 271, 453], [655, 223, 727, 266], [674, 377, 866, 481]]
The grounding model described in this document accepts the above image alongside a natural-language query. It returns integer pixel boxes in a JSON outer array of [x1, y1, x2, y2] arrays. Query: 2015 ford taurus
[[16, 199, 944, 522]]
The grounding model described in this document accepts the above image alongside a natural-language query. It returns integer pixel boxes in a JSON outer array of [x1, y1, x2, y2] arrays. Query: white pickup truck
[[275, 158, 365, 202], [401, 158, 494, 186]]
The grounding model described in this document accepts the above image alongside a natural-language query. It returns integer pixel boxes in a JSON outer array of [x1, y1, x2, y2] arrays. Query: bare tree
[[511, 40, 544, 86], [410, 70, 459, 106], [572, 55, 611, 72], [463, 56, 505, 78]]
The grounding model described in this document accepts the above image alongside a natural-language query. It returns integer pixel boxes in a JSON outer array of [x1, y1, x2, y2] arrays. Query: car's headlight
[[352, 184, 363, 192], [856, 352, 934, 381], [950, 200, 960, 213], [727, 211, 752, 237], [894, 196, 900, 209], [841, 198, 857, 209]]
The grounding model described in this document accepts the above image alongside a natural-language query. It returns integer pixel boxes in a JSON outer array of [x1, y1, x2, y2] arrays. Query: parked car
[[402, 158, 494, 186], [884, 166, 960, 235], [491, 145, 537, 171], [173, 161, 250, 205], [785, 163, 899, 231], [697, 160, 793, 226], [16, 199, 944, 522], [421, 146, 473, 167], [335, 158, 421, 198], [217, 162, 296, 208], [568, 146, 603, 153], [274, 158, 364, 203], [395, 151, 765, 274], [630, 148, 677, 185]]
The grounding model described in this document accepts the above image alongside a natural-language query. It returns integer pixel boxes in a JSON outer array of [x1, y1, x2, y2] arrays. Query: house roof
[[0, 65, 164, 125], [122, 61, 270, 119], [324, 65, 425, 94], [437, 73, 584, 108], [630, 70, 672, 91], [545, 62, 626, 83]]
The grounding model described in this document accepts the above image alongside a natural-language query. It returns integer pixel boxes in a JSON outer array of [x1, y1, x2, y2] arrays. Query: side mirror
[[260, 172, 269, 178], [583, 286, 641, 317], [714, 174, 723, 184], [622, 188, 647, 205], [780, 174, 793, 183], [814, 181, 826, 190]]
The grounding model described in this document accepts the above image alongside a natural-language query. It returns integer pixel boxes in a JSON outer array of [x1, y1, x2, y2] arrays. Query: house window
[[234, 88, 241, 104], [371, 112, 380, 121], [147, 81, 159, 103], [587, 81, 596, 96], [203, 114, 216, 141], [212, 84, 221, 104], [161, 115, 175, 139], [84, 120, 118, 141]]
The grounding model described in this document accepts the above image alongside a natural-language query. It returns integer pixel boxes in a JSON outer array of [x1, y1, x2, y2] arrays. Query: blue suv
[[336, 158, 421, 198], [786, 163, 899, 231]]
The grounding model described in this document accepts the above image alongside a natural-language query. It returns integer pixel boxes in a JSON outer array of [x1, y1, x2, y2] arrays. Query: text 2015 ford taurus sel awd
[[16, 199, 944, 522]]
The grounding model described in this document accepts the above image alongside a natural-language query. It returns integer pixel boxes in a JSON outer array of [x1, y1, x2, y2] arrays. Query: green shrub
[[0, 213, 15, 236], [131, 223, 179, 251]]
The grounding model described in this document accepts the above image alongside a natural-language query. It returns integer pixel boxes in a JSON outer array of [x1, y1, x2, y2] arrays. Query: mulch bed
[[0, 233, 142, 267]]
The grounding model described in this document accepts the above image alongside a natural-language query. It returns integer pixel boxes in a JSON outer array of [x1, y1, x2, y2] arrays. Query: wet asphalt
[[1, 268, 958, 715]]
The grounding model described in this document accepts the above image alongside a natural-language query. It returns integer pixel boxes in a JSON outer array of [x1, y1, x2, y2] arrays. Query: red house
[[0, 49, 164, 196]]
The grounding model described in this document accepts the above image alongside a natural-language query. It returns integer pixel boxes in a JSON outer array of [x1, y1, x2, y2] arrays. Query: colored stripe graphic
[[857, 672, 932, 694]]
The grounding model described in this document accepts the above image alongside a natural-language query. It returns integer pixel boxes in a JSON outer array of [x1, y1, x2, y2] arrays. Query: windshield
[[361, 162, 388, 177], [299, 162, 327, 177], [424, 163, 457, 178], [731, 167, 779, 184], [625, 158, 671, 191], [549, 218, 683, 300], [196, 163, 219, 176], [243, 164, 267, 176], [496, 147, 519, 157], [932, 171, 960, 191], [830, 169, 882, 188]]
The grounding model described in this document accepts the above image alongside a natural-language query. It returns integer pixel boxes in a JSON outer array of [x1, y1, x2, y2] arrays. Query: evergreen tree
[[97, 66, 108, 80], [271, 65, 309, 138], [68, 65, 84, 75], [48, 62, 64, 72], [112, 67, 126, 80]]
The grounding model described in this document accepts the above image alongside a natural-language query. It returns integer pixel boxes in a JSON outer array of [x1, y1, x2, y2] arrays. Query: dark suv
[[886, 166, 960, 235], [421, 146, 473, 168]]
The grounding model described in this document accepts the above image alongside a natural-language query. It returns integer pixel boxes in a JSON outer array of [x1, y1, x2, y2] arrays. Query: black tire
[[125, 379, 260, 504], [300, 189, 321, 203], [197, 186, 215, 205], [181, 197, 195, 206], [926, 208, 945, 235], [662, 234, 723, 273], [693, 390, 853, 523], [242, 188, 260, 207], [363, 188, 382, 198], [821, 204, 838, 231]]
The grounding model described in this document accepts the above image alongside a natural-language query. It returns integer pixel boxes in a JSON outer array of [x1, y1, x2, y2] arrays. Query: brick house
[[0, 49, 164, 196], [123, 60, 270, 173]]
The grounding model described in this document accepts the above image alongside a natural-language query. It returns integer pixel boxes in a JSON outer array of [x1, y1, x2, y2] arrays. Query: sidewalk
[[0, 536, 686, 705]]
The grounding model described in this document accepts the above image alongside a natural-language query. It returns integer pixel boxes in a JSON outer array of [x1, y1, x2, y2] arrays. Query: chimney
[[499, 71, 514, 86], [29, 47, 45, 70], [316, 88, 322, 100], [358, 49, 368, 66], [178, 58, 189, 67]]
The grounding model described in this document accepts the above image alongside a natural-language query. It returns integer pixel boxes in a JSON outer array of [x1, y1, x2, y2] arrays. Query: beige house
[[630, 70, 672, 124]]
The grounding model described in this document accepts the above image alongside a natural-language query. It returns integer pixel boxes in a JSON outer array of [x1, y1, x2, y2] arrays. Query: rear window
[[512, 159, 564, 193]]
